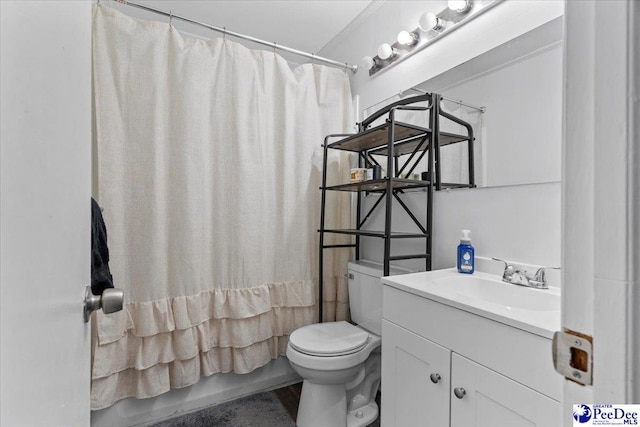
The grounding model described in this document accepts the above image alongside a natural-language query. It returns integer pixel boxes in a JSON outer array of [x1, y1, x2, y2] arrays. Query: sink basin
[[431, 275, 560, 312], [382, 268, 561, 338]]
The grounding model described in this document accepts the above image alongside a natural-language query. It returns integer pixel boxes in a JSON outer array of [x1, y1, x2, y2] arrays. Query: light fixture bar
[[366, 0, 503, 76], [113, 0, 359, 73]]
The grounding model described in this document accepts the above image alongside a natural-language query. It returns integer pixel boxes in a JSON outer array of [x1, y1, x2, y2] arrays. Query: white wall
[[320, 0, 564, 273]]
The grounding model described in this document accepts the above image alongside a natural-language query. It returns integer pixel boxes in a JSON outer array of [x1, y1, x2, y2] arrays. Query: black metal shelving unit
[[318, 93, 475, 321]]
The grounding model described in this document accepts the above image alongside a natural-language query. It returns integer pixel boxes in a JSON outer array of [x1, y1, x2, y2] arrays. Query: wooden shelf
[[321, 229, 429, 239], [323, 179, 472, 192], [440, 182, 476, 189], [369, 131, 471, 156], [324, 178, 431, 192], [328, 121, 429, 152]]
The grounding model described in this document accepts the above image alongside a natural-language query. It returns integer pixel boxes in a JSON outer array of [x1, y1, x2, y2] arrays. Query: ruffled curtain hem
[[91, 335, 290, 410], [96, 280, 316, 344], [93, 306, 314, 378], [91, 282, 316, 409]]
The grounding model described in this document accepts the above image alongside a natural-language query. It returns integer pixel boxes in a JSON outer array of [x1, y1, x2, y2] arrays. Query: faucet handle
[[534, 266, 546, 281], [492, 257, 514, 271], [492, 257, 514, 280], [491, 257, 509, 268], [529, 266, 556, 289], [533, 266, 561, 281], [531, 266, 560, 288]]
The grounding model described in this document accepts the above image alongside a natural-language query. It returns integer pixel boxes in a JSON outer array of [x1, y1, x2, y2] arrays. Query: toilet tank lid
[[289, 321, 368, 356]]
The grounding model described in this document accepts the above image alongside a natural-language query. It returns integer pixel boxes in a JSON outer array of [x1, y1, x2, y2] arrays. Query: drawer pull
[[454, 387, 466, 399], [430, 373, 441, 384]]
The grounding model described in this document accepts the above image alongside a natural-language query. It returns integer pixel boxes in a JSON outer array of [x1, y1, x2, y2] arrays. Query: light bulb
[[397, 30, 419, 46], [377, 43, 395, 60], [361, 56, 375, 70], [448, 0, 471, 13], [419, 12, 444, 31]]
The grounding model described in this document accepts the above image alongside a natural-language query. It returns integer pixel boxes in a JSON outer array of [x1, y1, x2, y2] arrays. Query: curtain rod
[[113, 0, 359, 73]]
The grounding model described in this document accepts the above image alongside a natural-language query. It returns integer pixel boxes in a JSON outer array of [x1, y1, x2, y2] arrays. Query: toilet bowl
[[287, 261, 411, 427], [287, 260, 410, 427], [286, 321, 381, 427]]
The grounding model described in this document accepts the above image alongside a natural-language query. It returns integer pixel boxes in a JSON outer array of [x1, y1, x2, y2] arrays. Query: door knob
[[430, 373, 441, 383], [453, 387, 466, 399], [83, 286, 124, 322]]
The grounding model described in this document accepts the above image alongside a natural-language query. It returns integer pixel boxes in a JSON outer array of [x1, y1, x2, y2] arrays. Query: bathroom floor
[[148, 390, 295, 427], [148, 382, 381, 426], [272, 382, 381, 427], [271, 382, 303, 420]]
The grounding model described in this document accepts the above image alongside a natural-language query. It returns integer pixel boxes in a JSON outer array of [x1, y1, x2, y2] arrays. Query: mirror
[[362, 17, 563, 188]]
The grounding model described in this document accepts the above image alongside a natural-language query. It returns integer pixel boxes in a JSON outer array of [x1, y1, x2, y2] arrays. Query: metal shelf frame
[[318, 93, 475, 321]]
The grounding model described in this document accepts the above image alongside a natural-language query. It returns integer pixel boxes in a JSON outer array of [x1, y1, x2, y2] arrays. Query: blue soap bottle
[[457, 229, 474, 274]]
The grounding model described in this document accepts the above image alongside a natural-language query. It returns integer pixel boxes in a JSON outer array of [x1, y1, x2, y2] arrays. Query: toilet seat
[[289, 321, 369, 357]]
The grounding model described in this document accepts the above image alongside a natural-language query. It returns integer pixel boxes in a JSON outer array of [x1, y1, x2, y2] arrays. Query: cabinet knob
[[430, 373, 441, 384], [453, 387, 466, 399]]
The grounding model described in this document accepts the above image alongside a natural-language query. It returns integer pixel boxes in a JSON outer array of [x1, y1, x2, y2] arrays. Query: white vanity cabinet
[[450, 353, 559, 426], [382, 320, 450, 426], [381, 283, 561, 427]]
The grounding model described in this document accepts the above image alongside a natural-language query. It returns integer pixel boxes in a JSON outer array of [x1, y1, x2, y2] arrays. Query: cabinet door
[[450, 353, 560, 427], [382, 320, 450, 427]]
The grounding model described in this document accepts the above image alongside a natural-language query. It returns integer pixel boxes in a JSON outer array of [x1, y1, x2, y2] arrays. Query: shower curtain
[[91, 6, 353, 410]]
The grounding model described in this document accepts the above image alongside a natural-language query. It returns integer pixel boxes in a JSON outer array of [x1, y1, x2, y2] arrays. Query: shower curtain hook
[[272, 42, 277, 54], [223, 26, 226, 41], [311, 53, 315, 65], [169, 10, 173, 26]]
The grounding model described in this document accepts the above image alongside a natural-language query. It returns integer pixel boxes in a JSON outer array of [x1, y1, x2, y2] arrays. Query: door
[[381, 320, 450, 427], [450, 353, 559, 427], [561, 0, 640, 413], [0, 2, 92, 426]]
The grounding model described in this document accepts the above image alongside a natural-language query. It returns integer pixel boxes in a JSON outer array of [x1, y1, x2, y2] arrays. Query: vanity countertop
[[382, 268, 561, 339]]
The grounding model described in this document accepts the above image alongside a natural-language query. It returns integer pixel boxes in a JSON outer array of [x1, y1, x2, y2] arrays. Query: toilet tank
[[347, 260, 412, 336]]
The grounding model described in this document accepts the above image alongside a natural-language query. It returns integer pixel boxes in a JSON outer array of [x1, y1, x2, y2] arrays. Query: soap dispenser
[[457, 229, 474, 274]]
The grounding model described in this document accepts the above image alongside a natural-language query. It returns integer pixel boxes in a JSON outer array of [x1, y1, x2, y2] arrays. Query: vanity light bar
[[364, 0, 502, 76]]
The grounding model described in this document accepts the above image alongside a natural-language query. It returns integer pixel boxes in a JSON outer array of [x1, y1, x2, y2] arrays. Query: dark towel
[[91, 198, 114, 295]]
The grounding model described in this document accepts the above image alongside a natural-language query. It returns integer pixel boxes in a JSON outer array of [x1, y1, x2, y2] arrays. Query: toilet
[[286, 260, 409, 427]]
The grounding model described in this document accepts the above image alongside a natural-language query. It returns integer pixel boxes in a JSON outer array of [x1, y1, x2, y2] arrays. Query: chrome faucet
[[492, 258, 549, 289]]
